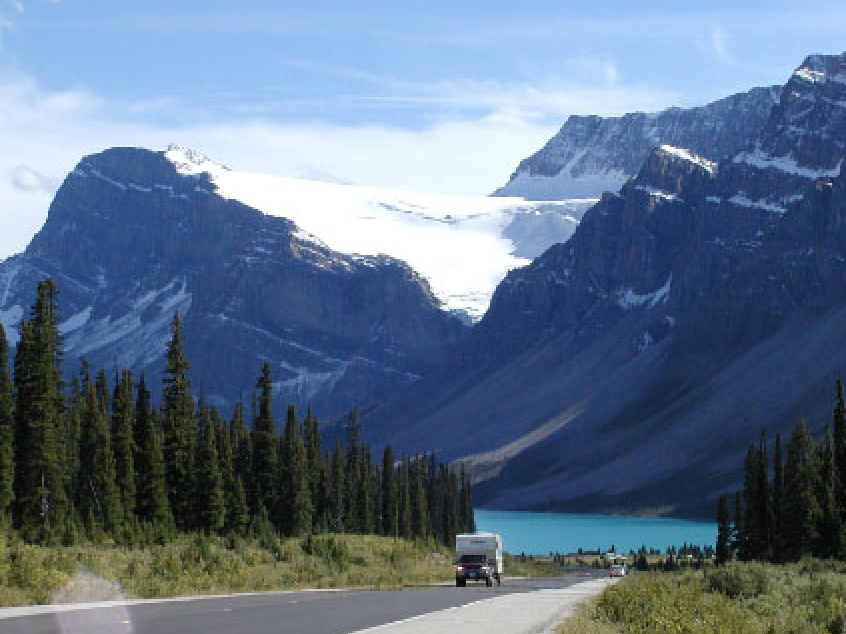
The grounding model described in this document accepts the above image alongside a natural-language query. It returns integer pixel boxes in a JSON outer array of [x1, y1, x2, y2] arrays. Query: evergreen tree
[[731, 492, 744, 558], [134, 378, 171, 526], [458, 464, 475, 533], [399, 458, 412, 540], [111, 370, 136, 519], [753, 432, 772, 560], [832, 379, 846, 521], [344, 408, 361, 532], [329, 439, 345, 532], [251, 364, 277, 519], [739, 443, 758, 560], [783, 419, 820, 561], [815, 426, 843, 558], [78, 381, 122, 536], [161, 312, 196, 530], [195, 404, 225, 533], [771, 432, 785, 562], [13, 280, 67, 541], [281, 407, 312, 536], [230, 402, 253, 512], [715, 494, 732, 566], [381, 445, 398, 537], [215, 408, 246, 534], [302, 407, 323, 530], [410, 456, 428, 539], [0, 325, 14, 514]]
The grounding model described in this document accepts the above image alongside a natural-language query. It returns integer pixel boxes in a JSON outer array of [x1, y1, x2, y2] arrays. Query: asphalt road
[[0, 574, 603, 634]]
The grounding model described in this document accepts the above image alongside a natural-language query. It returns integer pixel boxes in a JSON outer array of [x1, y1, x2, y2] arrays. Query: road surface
[[0, 573, 612, 634]]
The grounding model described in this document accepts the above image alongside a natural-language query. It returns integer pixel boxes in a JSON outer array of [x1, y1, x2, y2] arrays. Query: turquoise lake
[[475, 509, 717, 555]]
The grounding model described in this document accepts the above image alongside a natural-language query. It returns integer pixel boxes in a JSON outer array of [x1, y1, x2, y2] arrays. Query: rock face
[[495, 85, 781, 200], [0, 147, 465, 417], [364, 53, 846, 518]]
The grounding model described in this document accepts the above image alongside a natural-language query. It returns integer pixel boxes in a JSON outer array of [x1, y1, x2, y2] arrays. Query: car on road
[[609, 564, 627, 577], [455, 533, 503, 587]]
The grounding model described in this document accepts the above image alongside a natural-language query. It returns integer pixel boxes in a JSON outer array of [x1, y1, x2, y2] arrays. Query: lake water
[[475, 509, 717, 555]]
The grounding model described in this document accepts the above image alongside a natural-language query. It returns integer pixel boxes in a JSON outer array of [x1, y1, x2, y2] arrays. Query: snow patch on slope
[[616, 275, 672, 310], [733, 148, 843, 179], [658, 144, 717, 174], [0, 305, 22, 347], [163, 149, 595, 320]]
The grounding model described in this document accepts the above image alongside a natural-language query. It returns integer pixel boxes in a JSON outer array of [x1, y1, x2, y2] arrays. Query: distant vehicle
[[609, 564, 627, 577], [455, 533, 503, 587]]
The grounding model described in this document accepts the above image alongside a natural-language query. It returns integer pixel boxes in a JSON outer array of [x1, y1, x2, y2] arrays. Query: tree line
[[715, 380, 846, 564], [0, 279, 475, 546]]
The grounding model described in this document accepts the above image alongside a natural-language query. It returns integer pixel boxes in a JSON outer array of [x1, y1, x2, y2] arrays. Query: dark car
[[455, 554, 497, 587]]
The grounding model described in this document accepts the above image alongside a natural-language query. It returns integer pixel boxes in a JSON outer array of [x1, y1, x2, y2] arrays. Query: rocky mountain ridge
[[363, 52, 846, 518], [0, 147, 465, 417], [495, 85, 781, 200]]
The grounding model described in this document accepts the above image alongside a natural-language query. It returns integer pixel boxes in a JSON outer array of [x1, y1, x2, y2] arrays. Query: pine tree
[[230, 402, 253, 512], [111, 370, 136, 520], [832, 379, 846, 522], [731, 492, 744, 558], [13, 280, 67, 541], [740, 443, 759, 560], [251, 364, 277, 520], [399, 458, 412, 540], [783, 419, 820, 561], [195, 404, 225, 533], [381, 445, 398, 537], [815, 426, 843, 558], [161, 312, 196, 530], [302, 407, 323, 530], [78, 381, 122, 536], [329, 439, 345, 532], [0, 325, 14, 514], [281, 406, 312, 536], [715, 494, 732, 566], [771, 432, 784, 562], [754, 432, 772, 560], [344, 408, 361, 532], [134, 378, 171, 526], [458, 464, 475, 533], [410, 456, 428, 539], [215, 408, 246, 534]]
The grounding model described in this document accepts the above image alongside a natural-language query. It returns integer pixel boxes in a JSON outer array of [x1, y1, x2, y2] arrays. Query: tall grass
[[0, 528, 454, 607], [558, 560, 846, 634]]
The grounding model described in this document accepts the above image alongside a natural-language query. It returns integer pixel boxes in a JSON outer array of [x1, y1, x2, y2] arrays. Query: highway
[[0, 574, 609, 634]]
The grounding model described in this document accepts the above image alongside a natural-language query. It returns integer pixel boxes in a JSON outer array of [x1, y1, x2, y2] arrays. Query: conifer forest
[[716, 381, 846, 564], [0, 280, 475, 546]]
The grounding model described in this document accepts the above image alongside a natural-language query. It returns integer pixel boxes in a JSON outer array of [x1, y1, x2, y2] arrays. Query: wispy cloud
[[711, 27, 731, 64]]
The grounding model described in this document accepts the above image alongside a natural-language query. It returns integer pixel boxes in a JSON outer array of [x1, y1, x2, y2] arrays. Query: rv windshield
[[458, 554, 487, 564]]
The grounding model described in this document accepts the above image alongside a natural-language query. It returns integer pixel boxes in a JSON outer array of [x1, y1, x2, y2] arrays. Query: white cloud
[[711, 27, 731, 64]]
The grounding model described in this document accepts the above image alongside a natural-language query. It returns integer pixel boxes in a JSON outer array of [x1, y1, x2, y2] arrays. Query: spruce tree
[[251, 364, 277, 520], [111, 370, 136, 519], [458, 464, 475, 533], [410, 457, 428, 539], [783, 419, 820, 561], [754, 432, 772, 560], [399, 458, 412, 540], [281, 407, 312, 536], [134, 378, 171, 526], [78, 380, 122, 536], [161, 312, 196, 530], [0, 325, 14, 514], [731, 491, 744, 558], [815, 426, 843, 558], [13, 280, 67, 541], [230, 402, 253, 512], [381, 445, 398, 537], [740, 443, 759, 560], [195, 404, 225, 533], [832, 379, 846, 521], [771, 432, 784, 562], [329, 439, 345, 532], [215, 408, 246, 535], [715, 494, 732, 566], [302, 407, 322, 529], [344, 408, 361, 532]]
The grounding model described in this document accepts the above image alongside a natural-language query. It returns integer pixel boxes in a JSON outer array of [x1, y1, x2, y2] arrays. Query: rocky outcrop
[[0, 147, 465, 417], [495, 86, 780, 200], [363, 53, 846, 518]]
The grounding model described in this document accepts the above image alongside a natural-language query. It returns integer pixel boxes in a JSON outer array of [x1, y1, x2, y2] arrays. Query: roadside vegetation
[[0, 528, 455, 606], [558, 560, 846, 634]]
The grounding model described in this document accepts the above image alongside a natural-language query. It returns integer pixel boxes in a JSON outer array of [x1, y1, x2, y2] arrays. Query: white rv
[[455, 532, 503, 587]]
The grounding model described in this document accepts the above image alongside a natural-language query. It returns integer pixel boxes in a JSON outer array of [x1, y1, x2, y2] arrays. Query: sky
[[1, 0, 845, 259]]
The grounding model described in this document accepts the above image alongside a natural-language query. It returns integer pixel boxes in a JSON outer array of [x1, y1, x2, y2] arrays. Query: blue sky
[[1, 0, 845, 257]]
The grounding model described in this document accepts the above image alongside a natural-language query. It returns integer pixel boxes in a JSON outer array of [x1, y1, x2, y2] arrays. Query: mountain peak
[[164, 144, 228, 176], [792, 51, 846, 85]]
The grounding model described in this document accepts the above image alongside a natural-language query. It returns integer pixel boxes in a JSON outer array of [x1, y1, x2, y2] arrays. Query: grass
[[0, 528, 456, 607], [557, 560, 846, 634]]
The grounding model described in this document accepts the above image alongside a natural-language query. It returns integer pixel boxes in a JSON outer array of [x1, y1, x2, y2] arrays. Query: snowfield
[[165, 146, 595, 320]]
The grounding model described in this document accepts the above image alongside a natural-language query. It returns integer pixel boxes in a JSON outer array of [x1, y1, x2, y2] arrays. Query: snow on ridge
[[733, 148, 843, 180], [634, 185, 681, 202], [728, 194, 785, 214], [658, 144, 718, 174], [794, 67, 827, 84], [164, 144, 227, 177], [616, 274, 672, 310]]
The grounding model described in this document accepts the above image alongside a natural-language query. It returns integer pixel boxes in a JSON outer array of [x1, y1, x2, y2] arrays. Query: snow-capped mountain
[[0, 146, 592, 416], [163, 146, 594, 321], [495, 85, 780, 200], [364, 52, 846, 518]]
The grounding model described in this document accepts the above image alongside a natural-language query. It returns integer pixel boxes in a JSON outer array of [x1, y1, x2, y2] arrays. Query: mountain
[[0, 146, 592, 417], [494, 85, 781, 200], [362, 52, 846, 518]]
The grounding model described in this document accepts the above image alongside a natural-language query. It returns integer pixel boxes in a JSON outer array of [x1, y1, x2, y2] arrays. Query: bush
[[706, 561, 771, 598]]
